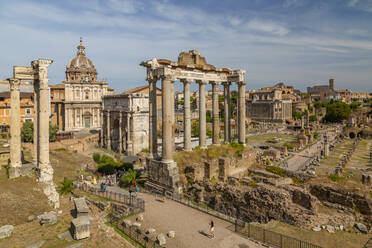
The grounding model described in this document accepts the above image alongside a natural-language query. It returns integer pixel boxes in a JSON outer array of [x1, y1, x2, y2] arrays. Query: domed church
[[62, 39, 110, 131]]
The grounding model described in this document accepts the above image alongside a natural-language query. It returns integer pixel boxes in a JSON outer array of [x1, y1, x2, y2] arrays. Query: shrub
[[141, 148, 149, 153], [57, 178, 74, 195], [266, 166, 286, 177], [1, 133, 7, 139], [283, 143, 295, 150], [314, 132, 319, 139], [328, 174, 345, 182], [97, 163, 116, 175], [21, 121, 34, 142], [93, 153, 101, 164]]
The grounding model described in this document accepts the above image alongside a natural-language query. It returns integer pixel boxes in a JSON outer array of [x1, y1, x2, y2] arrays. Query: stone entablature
[[246, 99, 292, 123]]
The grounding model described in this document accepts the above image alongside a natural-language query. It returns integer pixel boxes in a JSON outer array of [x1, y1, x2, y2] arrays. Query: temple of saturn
[[7, 59, 60, 208], [140, 50, 246, 191]]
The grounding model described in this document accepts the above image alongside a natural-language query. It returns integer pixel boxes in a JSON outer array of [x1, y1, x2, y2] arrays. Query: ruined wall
[[188, 181, 318, 227]]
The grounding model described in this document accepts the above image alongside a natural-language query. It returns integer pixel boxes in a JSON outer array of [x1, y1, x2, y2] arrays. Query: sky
[[0, 0, 371, 93]]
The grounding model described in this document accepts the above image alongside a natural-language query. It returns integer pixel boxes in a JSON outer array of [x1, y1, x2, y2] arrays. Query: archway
[[112, 119, 120, 152]]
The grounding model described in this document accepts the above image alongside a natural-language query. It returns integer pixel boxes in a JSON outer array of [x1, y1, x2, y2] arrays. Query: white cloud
[[346, 28, 369, 36], [348, 0, 372, 12], [246, 19, 289, 36]]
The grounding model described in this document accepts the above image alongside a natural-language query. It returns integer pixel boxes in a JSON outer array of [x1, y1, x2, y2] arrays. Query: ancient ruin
[[7, 59, 60, 208], [141, 50, 246, 191]]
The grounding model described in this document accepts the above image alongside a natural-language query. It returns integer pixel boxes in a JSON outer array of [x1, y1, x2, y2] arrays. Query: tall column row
[[147, 77, 246, 163]]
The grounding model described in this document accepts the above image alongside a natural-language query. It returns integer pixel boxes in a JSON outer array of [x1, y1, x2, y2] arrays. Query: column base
[[8, 166, 21, 179], [146, 158, 180, 191], [37, 163, 54, 183]]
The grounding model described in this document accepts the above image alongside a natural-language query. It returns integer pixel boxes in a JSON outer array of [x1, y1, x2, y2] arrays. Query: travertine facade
[[102, 93, 149, 155], [63, 39, 109, 131]]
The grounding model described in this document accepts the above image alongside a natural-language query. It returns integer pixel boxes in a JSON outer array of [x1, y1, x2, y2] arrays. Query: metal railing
[[76, 183, 145, 211], [117, 222, 164, 248], [235, 223, 322, 248]]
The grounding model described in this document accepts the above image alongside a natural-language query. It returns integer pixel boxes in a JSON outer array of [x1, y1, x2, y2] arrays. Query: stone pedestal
[[74, 198, 89, 218], [146, 159, 179, 190], [71, 216, 91, 240], [9, 78, 22, 178]]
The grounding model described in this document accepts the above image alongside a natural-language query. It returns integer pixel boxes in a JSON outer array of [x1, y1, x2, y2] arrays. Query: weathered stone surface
[[354, 223, 368, 234], [326, 225, 335, 233], [58, 231, 73, 242], [167, 230, 176, 238], [71, 216, 91, 240], [67, 243, 83, 248], [132, 222, 141, 228], [122, 220, 132, 228], [312, 226, 321, 232], [26, 240, 46, 248], [28, 215, 36, 222], [0, 225, 14, 239], [38, 211, 57, 225], [74, 197, 89, 217], [146, 228, 156, 234], [136, 214, 144, 222], [157, 233, 166, 246]]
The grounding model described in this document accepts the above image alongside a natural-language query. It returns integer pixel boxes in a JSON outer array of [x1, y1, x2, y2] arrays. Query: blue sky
[[0, 0, 371, 93]]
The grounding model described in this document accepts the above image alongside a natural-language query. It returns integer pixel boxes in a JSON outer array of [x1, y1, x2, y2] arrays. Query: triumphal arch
[[7, 59, 59, 208], [141, 50, 246, 191]]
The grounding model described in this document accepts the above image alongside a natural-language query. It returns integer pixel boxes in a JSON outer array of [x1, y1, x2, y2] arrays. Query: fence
[[235, 223, 322, 248], [116, 222, 165, 248], [76, 183, 145, 211]]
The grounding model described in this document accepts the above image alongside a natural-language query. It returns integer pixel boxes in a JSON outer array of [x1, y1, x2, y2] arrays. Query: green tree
[[57, 178, 74, 195], [119, 169, 145, 187], [309, 115, 317, 122], [292, 110, 302, 120], [192, 120, 199, 136], [206, 110, 212, 123], [49, 124, 59, 142], [21, 121, 34, 142], [324, 102, 351, 123]]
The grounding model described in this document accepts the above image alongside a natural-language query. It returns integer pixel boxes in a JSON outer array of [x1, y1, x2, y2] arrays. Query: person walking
[[210, 220, 215, 238]]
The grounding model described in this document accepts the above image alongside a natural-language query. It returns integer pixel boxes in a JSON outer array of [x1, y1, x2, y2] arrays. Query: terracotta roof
[[121, 85, 162, 95], [50, 83, 65, 89]]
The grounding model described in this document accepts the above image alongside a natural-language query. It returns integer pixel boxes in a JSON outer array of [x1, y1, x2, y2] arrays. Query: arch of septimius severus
[[7, 59, 59, 208], [141, 50, 246, 192]]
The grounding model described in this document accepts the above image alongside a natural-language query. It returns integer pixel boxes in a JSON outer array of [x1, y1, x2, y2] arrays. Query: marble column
[[9, 78, 22, 178], [106, 110, 111, 149], [33, 80, 39, 166], [100, 109, 104, 147], [161, 75, 174, 162], [211, 81, 220, 145], [171, 82, 175, 151], [148, 79, 158, 158], [223, 82, 231, 143], [198, 80, 207, 149], [182, 79, 192, 151], [37, 60, 53, 181], [238, 81, 246, 145], [119, 111, 123, 154]]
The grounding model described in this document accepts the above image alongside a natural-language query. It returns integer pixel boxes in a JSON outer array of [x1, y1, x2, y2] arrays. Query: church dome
[[65, 38, 98, 82]]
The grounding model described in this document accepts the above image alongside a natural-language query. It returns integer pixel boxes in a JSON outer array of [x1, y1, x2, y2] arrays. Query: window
[[85, 91, 89, 100], [26, 108, 31, 115]]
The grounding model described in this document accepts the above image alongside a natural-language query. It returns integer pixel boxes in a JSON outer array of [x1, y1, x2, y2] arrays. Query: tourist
[[103, 182, 106, 192], [210, 220, 215, 238]]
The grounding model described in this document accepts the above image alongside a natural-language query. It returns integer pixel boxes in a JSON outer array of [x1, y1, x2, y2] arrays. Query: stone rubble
[[37, 211, 57, 225], [0, 225, 14, 239]]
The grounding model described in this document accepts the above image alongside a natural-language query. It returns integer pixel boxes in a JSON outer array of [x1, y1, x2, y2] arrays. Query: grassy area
[[246, 133, 297, 147], [261, 220, 370, 248], [174, 143, 249, 172], [106, 222, 145, 248]]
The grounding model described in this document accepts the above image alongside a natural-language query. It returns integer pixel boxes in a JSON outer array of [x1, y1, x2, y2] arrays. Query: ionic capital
[[237, 81, 246, 86], [9, 78, 21, 91], [222, 82, 231, 87], [210, 81, 220, 86]]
